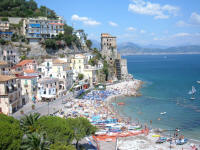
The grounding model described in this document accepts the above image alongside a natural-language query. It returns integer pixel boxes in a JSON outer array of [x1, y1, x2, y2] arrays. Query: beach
[[55, 79, 200, 150]]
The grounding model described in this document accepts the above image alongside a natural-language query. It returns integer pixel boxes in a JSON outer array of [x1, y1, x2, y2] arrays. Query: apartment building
[[0, 75, 22, 115], [23, 17, 64, 43], [37, 77, 59, 101], [0, 19, 13, 41]]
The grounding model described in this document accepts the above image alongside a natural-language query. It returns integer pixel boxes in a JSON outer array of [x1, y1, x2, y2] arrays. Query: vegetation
[[0, 0, 57, 18], [0, 112, 96, 150], [0, 114, 23, 150], [0, 17, 8, 21], [86, 40, 92, 49], [103, 60, 109, 81], [67, 117, 97, 149], [0, 38, 8, 45], [20, 113, 40, 134], [21, 132, 50, 150], [37, 116, 74, 145], [78, 73, 84, 80]]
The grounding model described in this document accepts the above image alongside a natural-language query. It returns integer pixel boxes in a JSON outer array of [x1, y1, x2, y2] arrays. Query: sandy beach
[[55, 79, 200, 150]]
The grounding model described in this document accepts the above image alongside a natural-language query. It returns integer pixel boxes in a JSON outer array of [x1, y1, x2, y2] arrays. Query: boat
[[197, 81, 200, 84], [176, 138, 188, 145], [160, 112, 166, 115], [156, 137, 167, 143], [117, 102, 125, 105], [188, 86, 196, 100]]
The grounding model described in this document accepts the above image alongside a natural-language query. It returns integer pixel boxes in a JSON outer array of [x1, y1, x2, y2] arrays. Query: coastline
[[106, 80, 200, 149]]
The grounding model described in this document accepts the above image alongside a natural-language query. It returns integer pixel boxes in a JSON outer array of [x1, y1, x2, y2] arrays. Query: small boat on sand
[[176, 138, 188, 145]]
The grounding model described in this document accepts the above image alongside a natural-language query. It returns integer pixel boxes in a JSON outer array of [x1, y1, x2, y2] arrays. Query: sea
[[115, 54, 200, 141]]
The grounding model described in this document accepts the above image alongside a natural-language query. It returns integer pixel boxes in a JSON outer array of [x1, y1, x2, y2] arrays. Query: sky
[[35, 0, 200, 47]]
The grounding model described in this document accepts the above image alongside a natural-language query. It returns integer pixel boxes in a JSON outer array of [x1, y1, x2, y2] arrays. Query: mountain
[[118, 42, 200, 55], [91, 40, 101, 49]]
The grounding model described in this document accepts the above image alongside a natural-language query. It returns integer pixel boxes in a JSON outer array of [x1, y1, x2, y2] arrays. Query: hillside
[[118, 42, 200, 55], [0, 0, 56, 18]]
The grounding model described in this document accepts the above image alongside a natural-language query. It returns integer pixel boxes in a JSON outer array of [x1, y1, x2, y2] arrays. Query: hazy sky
[[35, 0, 200, 46]]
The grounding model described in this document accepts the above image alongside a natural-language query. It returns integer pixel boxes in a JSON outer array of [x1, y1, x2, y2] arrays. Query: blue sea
[[115, 54, 200, 141]]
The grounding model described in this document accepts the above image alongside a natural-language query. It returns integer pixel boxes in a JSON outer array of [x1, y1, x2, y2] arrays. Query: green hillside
[[0, 0, 57, 18]]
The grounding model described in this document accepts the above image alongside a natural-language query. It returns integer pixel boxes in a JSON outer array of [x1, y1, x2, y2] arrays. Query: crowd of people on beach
[[53, 80, 200, 150]]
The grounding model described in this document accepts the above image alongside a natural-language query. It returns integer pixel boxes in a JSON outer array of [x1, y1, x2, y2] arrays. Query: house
[[22, 16, 64, 43], [0, 45, 20, 67], [0, 19, 13, 41], [0, 61, 10, 75], [15, 59, 37, 72], [73, 30, 87, 49], [18, 76, 37, 104], [0, 75, 22, 115], [37, 78, 59, 101], [70, 54, 87, 80], [38, 58, 73, 94]]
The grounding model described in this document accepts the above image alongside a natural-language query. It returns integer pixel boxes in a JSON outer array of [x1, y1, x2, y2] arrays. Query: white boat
[[188, 86, 196, 100], [160, 112, 166, 115], [197, 81, 200, 84]]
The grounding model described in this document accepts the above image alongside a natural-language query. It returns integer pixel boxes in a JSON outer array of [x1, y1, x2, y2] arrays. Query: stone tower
[[101, 33, 117, 61]]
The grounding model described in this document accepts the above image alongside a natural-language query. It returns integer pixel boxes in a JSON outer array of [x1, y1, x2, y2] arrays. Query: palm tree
[[21, 132, 50, 150], [20, 113, 40, 133]]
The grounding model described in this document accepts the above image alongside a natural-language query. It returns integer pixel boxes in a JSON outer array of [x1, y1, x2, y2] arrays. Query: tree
[[0, 114, 23, 150], [86, 40, 92, 49], [37, 116, 74, 145], [78, 73, 84, 80], [103, 60, 109, 81], [67, 117, 97, 149], [50, 142, 76, 150], [20, 113, 40, 134], [21, 132, 50, 150]]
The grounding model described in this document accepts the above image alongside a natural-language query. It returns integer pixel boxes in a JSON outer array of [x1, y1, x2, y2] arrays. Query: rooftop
[[38, 77, 59, 84], [0, 75, 16, 82], [52, 59, 66, 65], [0, 61, 8, 66], [24, 69, 36, 74], [16, 60, 35, 67]]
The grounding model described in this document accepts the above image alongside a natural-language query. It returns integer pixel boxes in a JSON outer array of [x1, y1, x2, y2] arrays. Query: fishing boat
[[160, 112, 166, 115], [117, 102, 125, 105], [188, 86, 196, 100]]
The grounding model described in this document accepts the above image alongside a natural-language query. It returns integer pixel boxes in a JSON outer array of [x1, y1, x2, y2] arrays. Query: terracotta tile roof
[[53, 59, 66, 64], [16, 60, 35, 67], [18, 76, 37, 79], [49, 23, 64, 25], [0, 61, 8, 66], [24, 69, 36, 73], [0, 75, 16, 82]]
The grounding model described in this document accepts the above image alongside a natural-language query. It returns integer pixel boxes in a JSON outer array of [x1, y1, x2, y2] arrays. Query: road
[[12, 94, 71, 119]]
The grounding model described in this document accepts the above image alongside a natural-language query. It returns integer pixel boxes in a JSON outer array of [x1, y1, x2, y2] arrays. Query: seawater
[[115, 54, 200, 140]]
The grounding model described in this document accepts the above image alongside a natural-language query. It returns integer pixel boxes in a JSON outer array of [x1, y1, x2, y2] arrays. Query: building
[[18, 76, 37, 104], [0, 75, 22, 115], [38, 58, 73, 95], [70, 54, 87, 80], [15, 59, 37, 72], [23, 17, 64, 43], [100, 33, 129, 81], [0, 45, 20, 67], [73, 30, 87, 49], [0, 19, 13, 40], [101, 33, 117, 61], [0, 61, 10, 75], [37, 78, 59, 101]]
